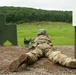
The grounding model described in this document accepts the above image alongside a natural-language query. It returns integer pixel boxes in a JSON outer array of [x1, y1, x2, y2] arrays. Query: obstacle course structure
[[0, 14, 17, 45]]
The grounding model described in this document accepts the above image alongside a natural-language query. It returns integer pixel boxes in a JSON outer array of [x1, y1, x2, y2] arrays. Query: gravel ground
[[0, 46, 76, 75]]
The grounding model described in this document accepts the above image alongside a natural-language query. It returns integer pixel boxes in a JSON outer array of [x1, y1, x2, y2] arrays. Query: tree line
[[0, 6, 72, 23]]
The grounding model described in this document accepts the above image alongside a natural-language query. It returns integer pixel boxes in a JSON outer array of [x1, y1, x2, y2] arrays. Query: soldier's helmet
[[37, 29, 47, 36]]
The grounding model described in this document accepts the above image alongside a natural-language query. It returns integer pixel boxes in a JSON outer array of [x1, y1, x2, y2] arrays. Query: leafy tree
[[0, 6, 72, 23]]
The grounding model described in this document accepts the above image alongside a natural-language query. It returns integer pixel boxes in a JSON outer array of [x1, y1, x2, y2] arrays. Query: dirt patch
[[0, 46, 76, 75]]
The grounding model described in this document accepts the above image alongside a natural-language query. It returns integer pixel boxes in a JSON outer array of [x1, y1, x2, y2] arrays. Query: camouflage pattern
[[9, 29, 76, 72]]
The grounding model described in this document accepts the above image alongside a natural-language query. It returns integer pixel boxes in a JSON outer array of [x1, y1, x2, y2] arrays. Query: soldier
[[9, 29, 76, 72]]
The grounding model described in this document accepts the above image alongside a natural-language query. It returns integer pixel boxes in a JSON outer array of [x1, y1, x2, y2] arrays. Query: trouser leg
[[26, 48, 43, 64], [46, 50, 76, 68]]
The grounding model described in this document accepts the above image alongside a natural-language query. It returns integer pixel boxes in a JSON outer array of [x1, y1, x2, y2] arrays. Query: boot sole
[[9, 54, 27, 72], [66, 59, 76, 68], [68, 61, 76, 68]]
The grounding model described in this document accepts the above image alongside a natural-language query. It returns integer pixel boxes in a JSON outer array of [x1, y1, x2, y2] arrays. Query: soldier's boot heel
[[9, 54, 27, 72], [66, 59, 76, 68]]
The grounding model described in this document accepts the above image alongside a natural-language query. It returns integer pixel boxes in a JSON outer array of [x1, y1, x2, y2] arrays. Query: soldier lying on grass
[[9, 29, 76, 72]]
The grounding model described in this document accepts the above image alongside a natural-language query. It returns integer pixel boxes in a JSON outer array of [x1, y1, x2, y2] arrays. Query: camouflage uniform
[[9, 29, 76, 72]]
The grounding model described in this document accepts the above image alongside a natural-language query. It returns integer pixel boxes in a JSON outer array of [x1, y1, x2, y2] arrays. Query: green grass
[[16, 22, 74, 46]]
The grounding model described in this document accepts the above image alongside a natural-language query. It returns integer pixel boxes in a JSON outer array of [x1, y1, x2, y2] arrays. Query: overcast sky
[[0, 0, 75, 11]]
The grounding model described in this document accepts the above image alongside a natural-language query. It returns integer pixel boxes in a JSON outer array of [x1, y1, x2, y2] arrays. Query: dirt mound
[[0, 46, 76, 75]]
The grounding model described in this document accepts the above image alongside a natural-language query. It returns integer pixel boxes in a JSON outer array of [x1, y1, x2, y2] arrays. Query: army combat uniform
[[9, 29, 76, 72]]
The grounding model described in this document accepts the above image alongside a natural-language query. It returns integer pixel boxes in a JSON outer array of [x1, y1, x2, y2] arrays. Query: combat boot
[[9, 54, 27, 72], [63, 58, 76, 68]]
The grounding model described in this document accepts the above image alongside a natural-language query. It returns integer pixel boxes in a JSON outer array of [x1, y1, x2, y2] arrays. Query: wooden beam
[[75, 26, 76, 58]]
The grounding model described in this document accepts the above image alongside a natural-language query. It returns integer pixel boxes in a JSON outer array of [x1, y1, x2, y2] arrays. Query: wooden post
[[75, 26, 76, 58]]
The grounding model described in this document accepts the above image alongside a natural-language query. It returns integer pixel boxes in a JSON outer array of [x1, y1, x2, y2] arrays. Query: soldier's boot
[[9, 54, 27, 72], [63, 58, 76, 68]]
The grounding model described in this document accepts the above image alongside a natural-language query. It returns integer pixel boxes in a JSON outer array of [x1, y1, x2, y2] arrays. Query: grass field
[[16, 21, 74, 46], [4, 22, 74, 46]]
